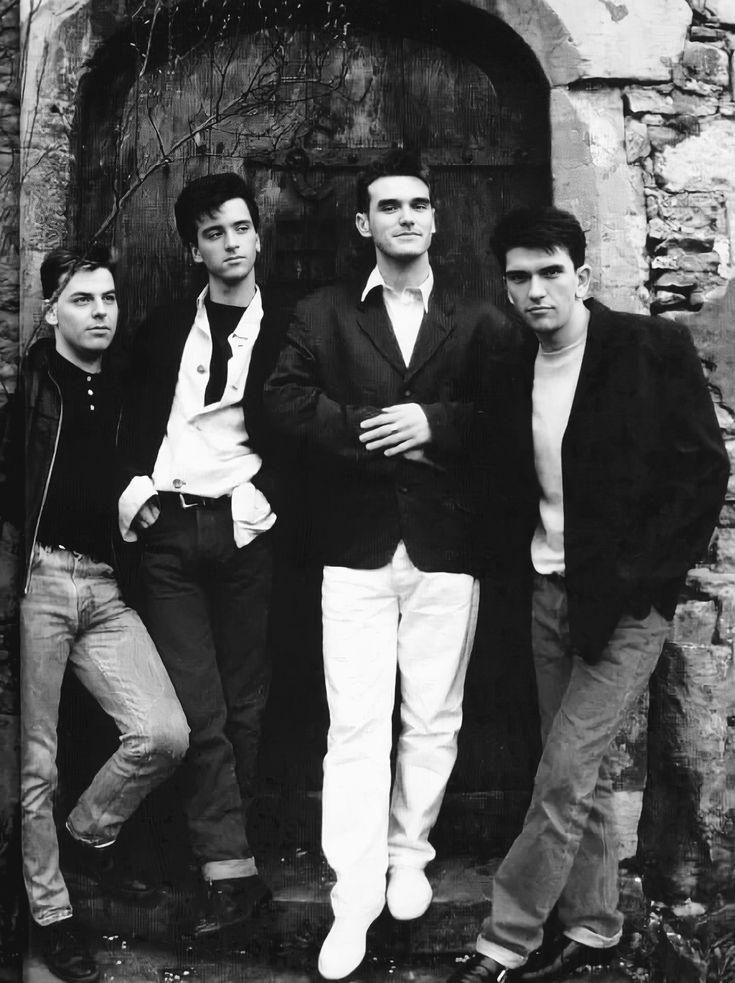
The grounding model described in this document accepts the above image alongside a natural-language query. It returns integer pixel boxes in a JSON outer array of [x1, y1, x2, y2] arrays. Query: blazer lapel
[[567, 301, 619, 415], [404, 293, 453, 383], [355, 291, 406, 374]]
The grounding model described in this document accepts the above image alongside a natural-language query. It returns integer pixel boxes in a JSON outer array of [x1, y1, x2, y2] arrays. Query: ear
[[255, 233, 261, 254], [575, 264, 592, 299], [504, 281, 515, 306], [191, 244, 204, 265], [355, 212, 372, 240], [430, 208, 436, 235], [44, 301, 58, 327]]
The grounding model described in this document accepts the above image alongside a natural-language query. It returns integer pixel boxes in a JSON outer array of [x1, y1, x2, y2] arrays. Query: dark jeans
[[141, 502, 272, 879]]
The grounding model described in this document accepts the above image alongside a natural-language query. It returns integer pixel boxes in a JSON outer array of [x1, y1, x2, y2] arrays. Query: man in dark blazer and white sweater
[[450, 206, 729, 983], [117, 173, 282, 937], [264, 150, 522, 979]]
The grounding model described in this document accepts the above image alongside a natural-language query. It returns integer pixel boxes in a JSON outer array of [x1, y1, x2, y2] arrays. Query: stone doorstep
[[68, 854, 648, 957]]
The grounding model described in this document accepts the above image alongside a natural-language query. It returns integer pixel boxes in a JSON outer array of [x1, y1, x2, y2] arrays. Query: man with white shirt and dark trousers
[[117, 173, 281, 936], [265, 151, 521, 980], [449, 206, 729, 983]]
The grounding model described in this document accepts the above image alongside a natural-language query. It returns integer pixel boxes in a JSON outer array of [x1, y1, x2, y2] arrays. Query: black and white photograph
[[1, 2, 735, 981]]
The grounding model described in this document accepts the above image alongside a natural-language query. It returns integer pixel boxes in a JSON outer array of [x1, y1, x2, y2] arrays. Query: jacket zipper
[[110, 405, 123, 572], [24, 366, 63, 594]]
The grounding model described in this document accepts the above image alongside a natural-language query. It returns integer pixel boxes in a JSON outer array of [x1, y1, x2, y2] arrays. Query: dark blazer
[[523, 298, 729, 662], [263, 277, 525, 576], [117, 291, 284, 510]]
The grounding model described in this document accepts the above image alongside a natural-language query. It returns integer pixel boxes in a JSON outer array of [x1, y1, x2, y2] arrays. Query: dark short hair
[[40, 244, 115, 300], [174, 172, 260, 246], [491, 206, 586, 271], [356, 150, 431, 213]]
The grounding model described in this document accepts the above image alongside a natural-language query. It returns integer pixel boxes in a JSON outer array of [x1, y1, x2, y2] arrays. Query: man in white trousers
[[265, 150, 523, 980]]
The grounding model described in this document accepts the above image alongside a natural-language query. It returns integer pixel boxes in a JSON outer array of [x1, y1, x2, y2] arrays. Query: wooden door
[[72, 4, 550, 837]]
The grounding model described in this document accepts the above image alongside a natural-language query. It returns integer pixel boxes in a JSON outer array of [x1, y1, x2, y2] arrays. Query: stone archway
[[19, 0, 694, 332], [69, 0, 551, 329]]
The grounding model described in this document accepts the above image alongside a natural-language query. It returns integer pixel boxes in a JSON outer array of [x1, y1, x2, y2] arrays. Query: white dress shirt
[[118, 285, 276, 548], [361, 266, 433, 365]]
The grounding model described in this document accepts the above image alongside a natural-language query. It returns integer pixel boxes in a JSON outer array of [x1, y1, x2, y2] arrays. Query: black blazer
[[523, 299, 729, 662], [263, 278, 526, 576], [118, 292, 285, 510]]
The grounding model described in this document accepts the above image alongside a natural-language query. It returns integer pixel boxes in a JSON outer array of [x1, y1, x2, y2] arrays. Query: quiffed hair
[[174, 172, 260, 247], [491, 206, 586, 271], [356, 149, 431, 214], [40, 244, 115, 301]]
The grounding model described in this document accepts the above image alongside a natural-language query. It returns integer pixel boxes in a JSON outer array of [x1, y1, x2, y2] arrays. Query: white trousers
[[321, 542, 479, 919]]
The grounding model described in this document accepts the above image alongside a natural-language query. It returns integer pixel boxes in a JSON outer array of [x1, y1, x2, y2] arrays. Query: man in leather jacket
[[0, 247, 188, 983]]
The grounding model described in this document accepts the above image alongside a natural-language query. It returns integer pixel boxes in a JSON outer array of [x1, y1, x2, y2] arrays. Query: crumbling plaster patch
[[654, 117, 735, 278], [551, 87, 649, 313], [701, 0, 735, 25]]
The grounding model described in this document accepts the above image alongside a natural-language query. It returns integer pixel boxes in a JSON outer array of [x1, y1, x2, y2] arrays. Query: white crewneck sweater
[[531, 332, 587, 575]]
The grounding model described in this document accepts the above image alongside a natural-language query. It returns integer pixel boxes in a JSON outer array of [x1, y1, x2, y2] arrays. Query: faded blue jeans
[[20, 545, 189, 927], [477, 573, 670, 969]]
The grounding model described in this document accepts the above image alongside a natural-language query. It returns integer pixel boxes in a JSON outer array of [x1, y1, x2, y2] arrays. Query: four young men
[[7, 161, 729, 983]]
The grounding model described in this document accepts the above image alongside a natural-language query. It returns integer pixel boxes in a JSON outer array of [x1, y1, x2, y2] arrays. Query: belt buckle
[[179, 493, 199, 509]]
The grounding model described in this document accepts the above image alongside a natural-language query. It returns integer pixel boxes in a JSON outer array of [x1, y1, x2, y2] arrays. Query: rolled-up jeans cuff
[[65, 818, 115, 849], [34, 909, 74, 929], [203, 857, 257, 881], [565, 926, 621, 948], [475, 934, 526, 970]]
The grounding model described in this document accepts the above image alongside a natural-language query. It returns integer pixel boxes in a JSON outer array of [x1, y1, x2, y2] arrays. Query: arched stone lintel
[[461, 0, 691, 86]]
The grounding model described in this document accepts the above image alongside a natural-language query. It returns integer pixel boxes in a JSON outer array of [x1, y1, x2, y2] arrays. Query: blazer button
[[403, 389, 412, 398], [398, 486, 409, 494]]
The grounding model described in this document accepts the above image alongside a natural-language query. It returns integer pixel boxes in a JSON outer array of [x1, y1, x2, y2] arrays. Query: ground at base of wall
[[13, 853, 735, 983], [20, 926, 735, 983], [21, 940, 637, 983]]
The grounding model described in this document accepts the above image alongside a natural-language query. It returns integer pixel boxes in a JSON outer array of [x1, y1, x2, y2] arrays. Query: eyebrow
[[68, 290, 116, 298], [376, 197, 431, 208], [505, 264, 566, 276]]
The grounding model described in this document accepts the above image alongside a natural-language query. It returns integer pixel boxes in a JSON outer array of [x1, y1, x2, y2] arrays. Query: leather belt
[[159, 491, 231, 510]]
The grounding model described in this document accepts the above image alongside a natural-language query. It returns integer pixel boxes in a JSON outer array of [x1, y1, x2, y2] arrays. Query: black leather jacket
[[0, 338, 121, 593]]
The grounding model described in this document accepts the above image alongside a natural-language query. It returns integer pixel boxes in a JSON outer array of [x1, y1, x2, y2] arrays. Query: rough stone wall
[[0, 0, 21, 970], [1, 0, 19, 392], [614, 0, 735, 898]]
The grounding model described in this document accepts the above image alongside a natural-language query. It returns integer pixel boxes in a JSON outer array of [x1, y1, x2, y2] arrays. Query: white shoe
[[318, 917, 370, 979], [386, 866, 433, 920]]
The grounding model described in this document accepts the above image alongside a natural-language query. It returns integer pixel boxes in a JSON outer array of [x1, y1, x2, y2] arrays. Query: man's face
[[191, 197, 260, 284], [45, 266, 118, 365], [504, 246, 590, 345], [355, 175, 435, 261]]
